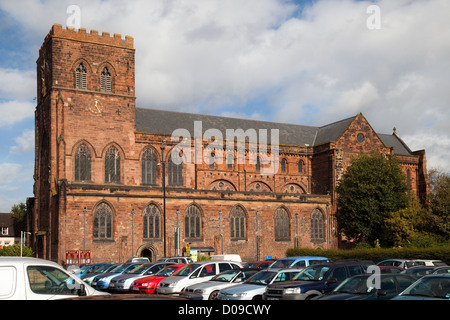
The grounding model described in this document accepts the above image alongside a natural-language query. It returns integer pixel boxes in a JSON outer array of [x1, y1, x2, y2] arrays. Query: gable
[[335, 113, 388, 154]]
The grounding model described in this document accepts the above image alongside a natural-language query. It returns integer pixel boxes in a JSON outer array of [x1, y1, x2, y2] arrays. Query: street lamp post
[[20, 231, 31, 257], [83, 207, 87, 251], [131, 209, 135, 257]]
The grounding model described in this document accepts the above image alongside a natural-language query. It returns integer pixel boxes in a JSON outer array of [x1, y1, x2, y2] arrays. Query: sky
[[0, 0, 449, 212]]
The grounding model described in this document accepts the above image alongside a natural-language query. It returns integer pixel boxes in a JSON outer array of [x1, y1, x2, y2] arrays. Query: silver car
[[158, 261, 242, 294], [184, 268, 259, 300]]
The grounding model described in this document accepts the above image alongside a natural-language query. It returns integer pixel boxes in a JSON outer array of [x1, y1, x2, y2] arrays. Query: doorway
[[137, 245, 157, 262]]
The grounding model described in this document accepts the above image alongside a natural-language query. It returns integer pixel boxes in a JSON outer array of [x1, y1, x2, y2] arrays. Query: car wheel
[[208, 290, 220, 300]]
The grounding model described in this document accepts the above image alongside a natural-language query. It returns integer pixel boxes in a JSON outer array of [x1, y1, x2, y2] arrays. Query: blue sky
[[0, 0, 449, 212]]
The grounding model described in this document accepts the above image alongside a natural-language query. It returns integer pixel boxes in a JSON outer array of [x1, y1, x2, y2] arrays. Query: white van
[[0, 257, 108, 300], [157, 260, 242, 294]]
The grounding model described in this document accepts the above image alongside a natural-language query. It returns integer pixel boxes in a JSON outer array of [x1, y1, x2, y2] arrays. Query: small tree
[[383, 196, 428, 247], [427, 168, 450, 239], [336, 151, 408, 245]]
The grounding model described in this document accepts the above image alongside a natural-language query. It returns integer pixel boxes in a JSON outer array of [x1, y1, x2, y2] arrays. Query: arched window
[[105, 146, 120, 183], [143, 204, 160, 239], [311, 209, 324, 243], [142, 148, 157, 185], [281, 159, 287, 173], [226, 153, 234, 169], [230, 206, 246, 240], [74, 143, 91, 181], [101, 66, 112, 92], [185, 205, 201, 239], [93, 203, 113, 240], [298, 160, 303, 174], [256, 156, 261, 172], [274, 207, 290, 241], [168, 153, 183, 186], [75, 63, 87, 89]]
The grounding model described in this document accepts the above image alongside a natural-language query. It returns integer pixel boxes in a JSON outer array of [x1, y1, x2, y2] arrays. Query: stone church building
[[29, 25, 428, 265]]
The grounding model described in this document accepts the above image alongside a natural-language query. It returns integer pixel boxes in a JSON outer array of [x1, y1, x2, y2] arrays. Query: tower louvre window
[[75, 63, 87, 89], [101, 66, 112, 92]]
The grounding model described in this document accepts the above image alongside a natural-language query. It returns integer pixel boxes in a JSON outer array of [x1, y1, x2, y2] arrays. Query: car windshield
[[401, 277, 450, 299], [155, 266, 182, 277], [110, 264, 129, 273], [173, 264, 202, 277], [294, 265, 330, 281], [212, 270, 240, 282], [246, 271, 277, 285], [333, 276, 372, 294], [126, 264, 151, 274], [270, 259, 295, 268]]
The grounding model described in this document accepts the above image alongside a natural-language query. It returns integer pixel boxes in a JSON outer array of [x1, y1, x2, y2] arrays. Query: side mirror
[[326, 278, 337, 285], [376, 290, 387, 296], [79, 284, 87, 296]]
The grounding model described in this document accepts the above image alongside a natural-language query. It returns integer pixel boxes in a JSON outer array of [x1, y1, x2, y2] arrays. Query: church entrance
[[137, 245, 157, 262]]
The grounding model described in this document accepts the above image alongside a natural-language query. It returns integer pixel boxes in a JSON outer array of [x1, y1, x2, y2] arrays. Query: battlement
[[43, 24, 134, 50]]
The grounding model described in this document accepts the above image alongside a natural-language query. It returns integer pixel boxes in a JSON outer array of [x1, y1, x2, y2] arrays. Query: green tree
[[427, 168, 450, 239], [336, 152, 408, 245], [0, 244, 34, 257], [10, 202, 26, 223], [383, 196, 428, 247]]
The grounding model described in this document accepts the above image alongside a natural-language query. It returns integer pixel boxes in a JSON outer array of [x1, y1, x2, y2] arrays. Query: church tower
[[33, 24, 135, 261]]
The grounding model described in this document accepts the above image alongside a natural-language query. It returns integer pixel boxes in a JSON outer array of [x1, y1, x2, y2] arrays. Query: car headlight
[[284, 288, 301, 295], [168, 282, 178, 287], [99, 277, 109, 282], [194, 289, 205, 294], [232, 292, 247, 297], [142, 283, 149, 287]]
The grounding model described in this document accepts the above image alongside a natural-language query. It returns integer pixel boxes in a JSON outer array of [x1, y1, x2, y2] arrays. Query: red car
[[131, 264, 186, 294]]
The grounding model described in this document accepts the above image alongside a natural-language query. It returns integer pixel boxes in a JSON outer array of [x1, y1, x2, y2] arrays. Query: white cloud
[[10, 129, 35, 154], [0, 67, 35, 100], [0, 100, 35, 127], [0, 163, 27, 185], [0, 0, 448, 172]]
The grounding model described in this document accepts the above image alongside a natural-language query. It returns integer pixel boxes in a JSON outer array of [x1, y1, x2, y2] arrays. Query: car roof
[[278, 256, 327, 260], [0, 257, 64, 268]]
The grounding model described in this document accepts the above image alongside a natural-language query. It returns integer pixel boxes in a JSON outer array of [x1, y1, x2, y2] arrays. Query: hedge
[[286, 247, 450, 265]]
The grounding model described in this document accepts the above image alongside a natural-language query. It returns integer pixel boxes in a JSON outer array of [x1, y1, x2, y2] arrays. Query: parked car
[[313, 274, 416, 300], [217, 268, 303, 300], [263, 260, 372, 300], [401, 266, 450, 279], [210, 254, 242, 262], [92, 262, 144, 291], [81, 263, 123, 285], [378, 266, 404, 273], [157, 261, 242, 294], [126, 257, 150, 263], [109, 262, 172, 292], [268, 256, 329, 269], [243, 261, 272, 270], [414, 259, 447, 267], [0, 257, 108, 300], [131, 264, 186, 294], [184, 268, 260, 300], [158, 257, 194, 264], [75, 263, 111, 278], [67, 264, 86, 274], [393, 274, 450, 300], [376, 259, 425, 269]]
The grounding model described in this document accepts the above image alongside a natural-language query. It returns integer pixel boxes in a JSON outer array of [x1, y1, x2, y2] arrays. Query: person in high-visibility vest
[[185, 243, 190, 256]]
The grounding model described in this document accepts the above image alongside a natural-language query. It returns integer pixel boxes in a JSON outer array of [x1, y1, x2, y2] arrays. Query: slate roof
[[135, 108, 412, 155]]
